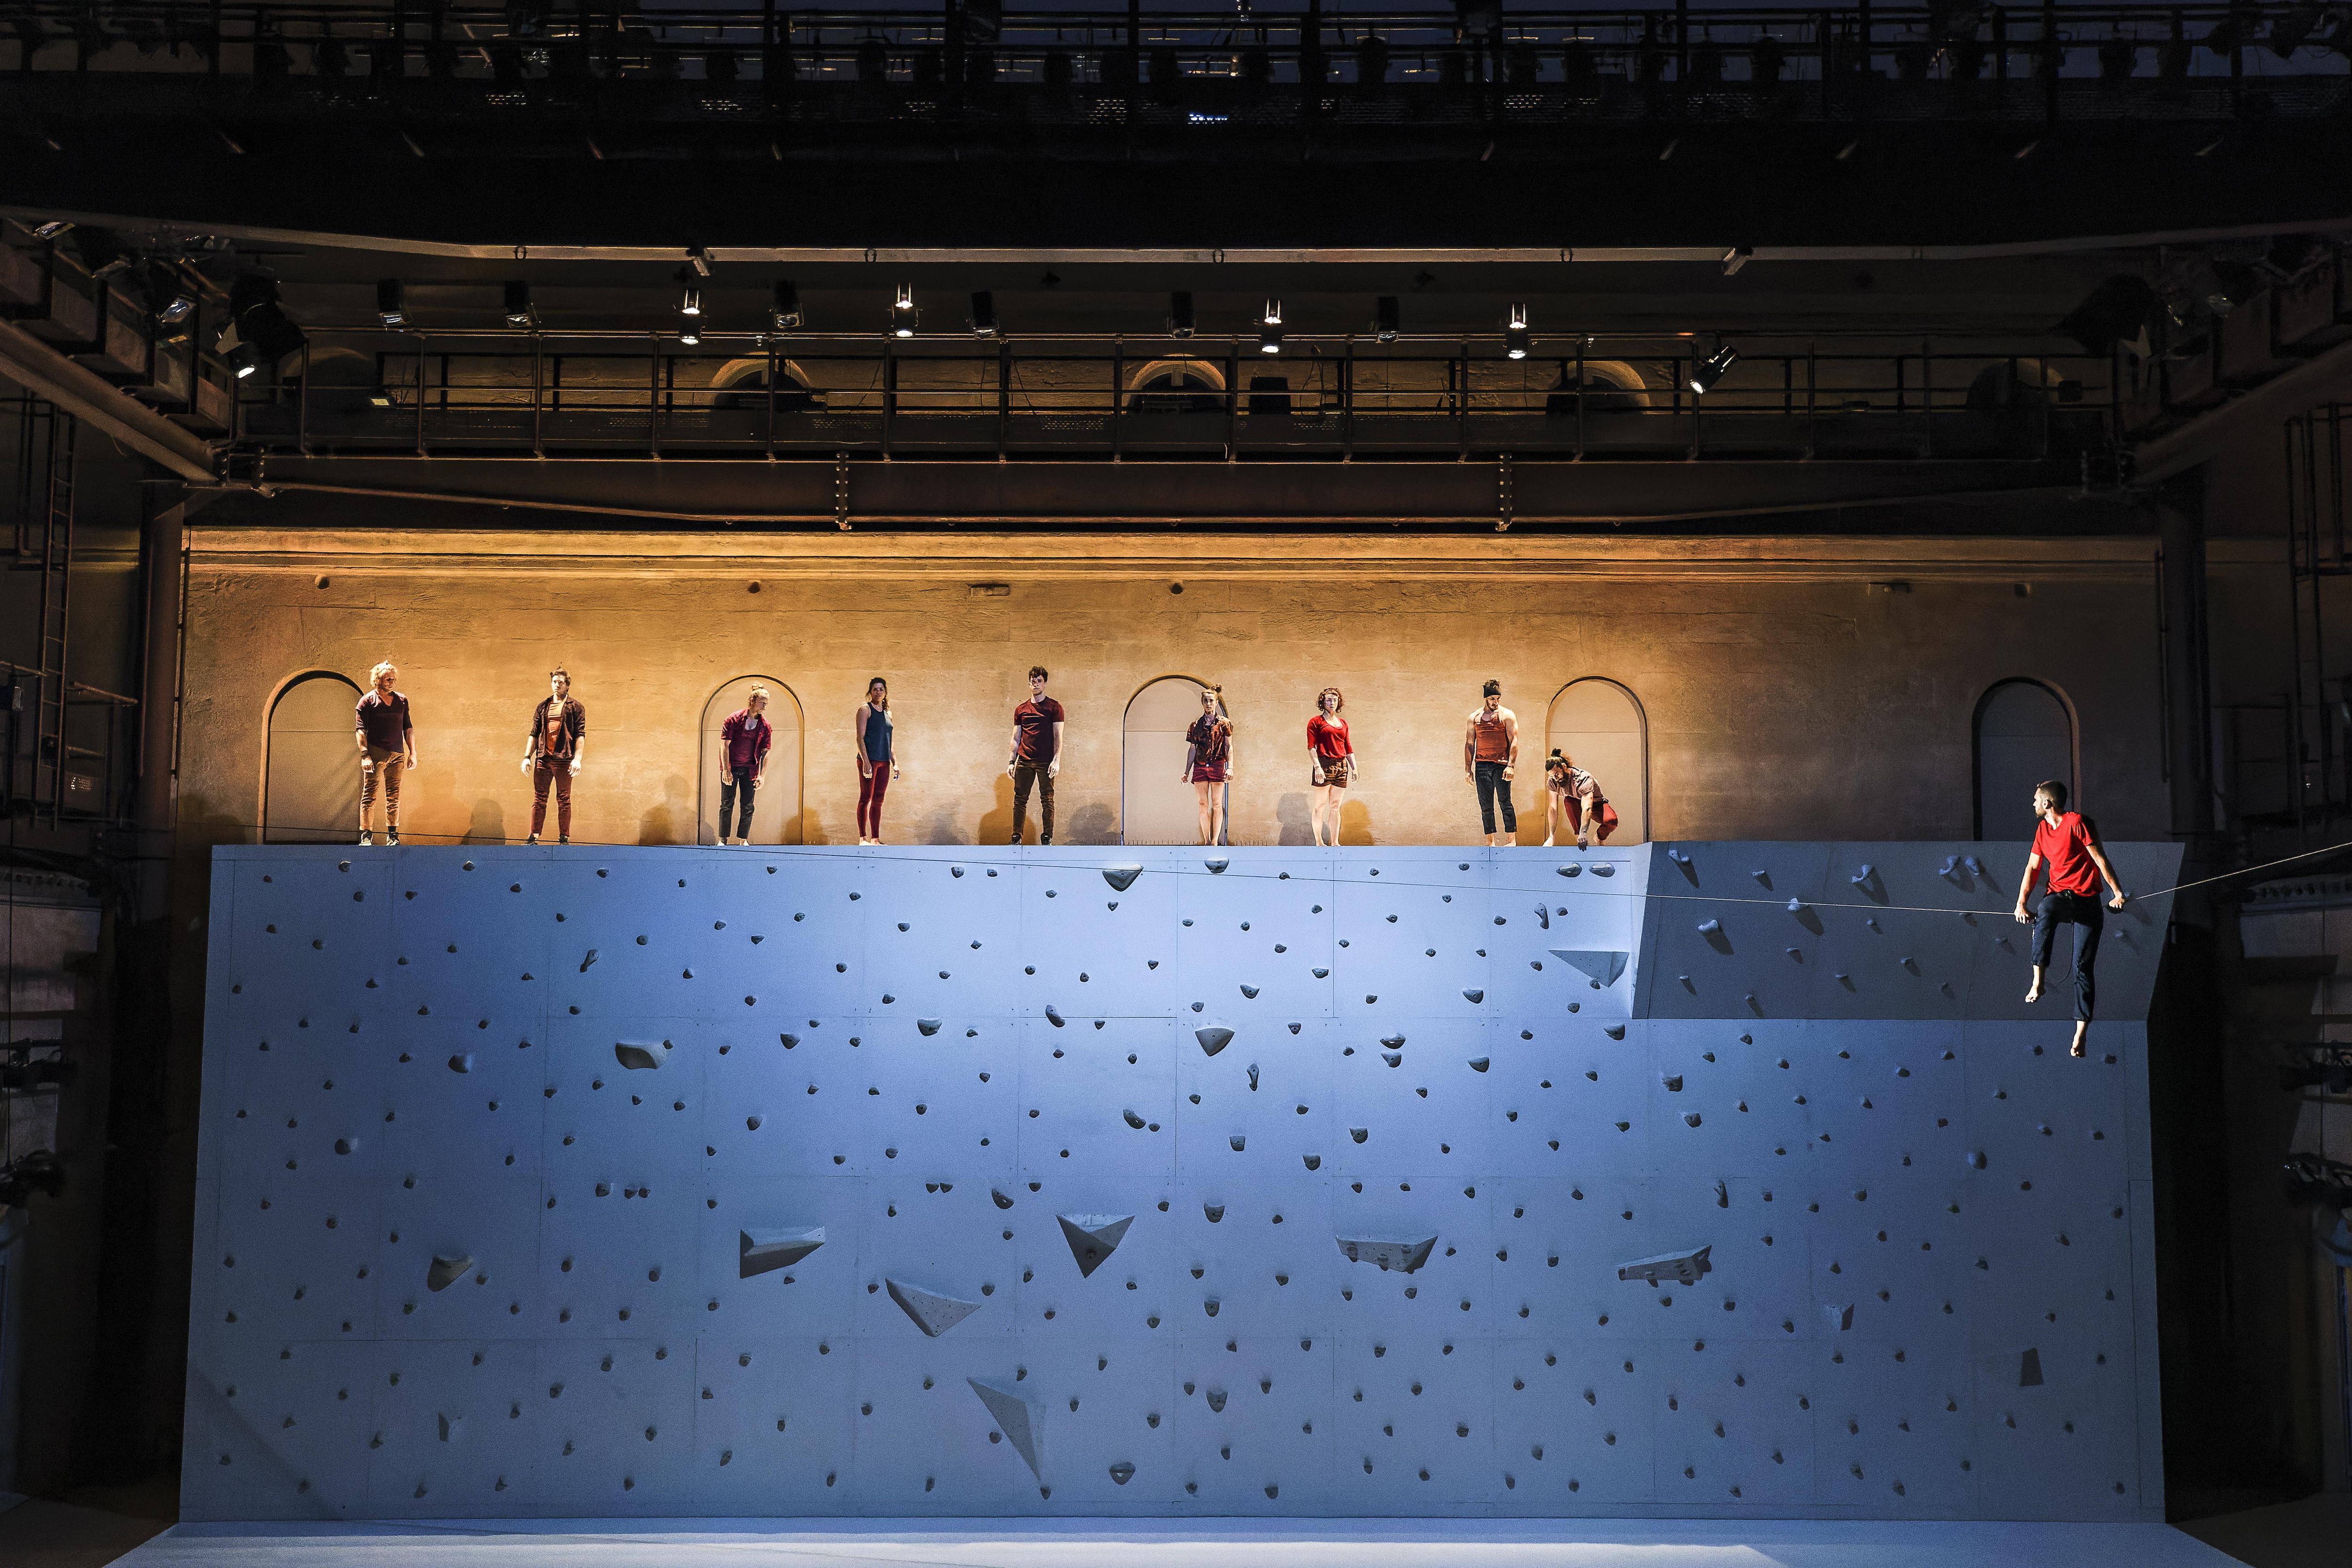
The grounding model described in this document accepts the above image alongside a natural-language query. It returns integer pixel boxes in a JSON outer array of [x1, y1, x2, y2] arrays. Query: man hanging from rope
[[2012, 779, 2131, 1058]]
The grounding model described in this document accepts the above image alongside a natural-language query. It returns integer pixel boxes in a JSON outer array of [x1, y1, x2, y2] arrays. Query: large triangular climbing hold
[[969, 1377, 1045, 1480], [886, 1278, 983, 1337], [739, 1227, 826, 1279], [1195, 1026, 1234, 1057], [1056, 1213, 1135, 1279], [1552, 949, 1629, 987]]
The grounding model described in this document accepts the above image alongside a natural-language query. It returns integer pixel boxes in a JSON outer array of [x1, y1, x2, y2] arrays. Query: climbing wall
[[183, 840, 2176, 1522]]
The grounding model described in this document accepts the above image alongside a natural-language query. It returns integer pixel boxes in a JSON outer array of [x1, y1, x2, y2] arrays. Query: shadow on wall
[[1340, 800, 1375, 845], [463, 799, 506, 845], [976, 772, 1015, 845], [1065, 802, 1116, 845], [1276, 791, 1312, 845], [638, 773, 691, 845]]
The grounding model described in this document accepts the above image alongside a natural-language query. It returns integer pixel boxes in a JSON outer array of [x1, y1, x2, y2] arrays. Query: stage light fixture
[[892, 282, 918, 338], [1505, 302, 1530, 359], [158, 292, 196, 326], [679, 323, 701, 346], [686, 245, 714, 279], [680, 285, 704, 318], [1168, 291, 1196, 338], [375, 278, 405, 327], [1690, 342, 1738, 394], [502, 280, 534, 327], [1375, 295, 1400, 342], [770, 279, 803, 331], [969, 290, 999, 338], [226, 271, 306, 368], [1261, 297, 1283, 327], [1259, 325, 1283, 355], [30, 220, 72, 241], [228, 343, 260, 378]]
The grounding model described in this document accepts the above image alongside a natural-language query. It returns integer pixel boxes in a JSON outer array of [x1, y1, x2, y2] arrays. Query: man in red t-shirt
[[1005, 665, 1065, 845], [2011, 779, 2130, 1057]]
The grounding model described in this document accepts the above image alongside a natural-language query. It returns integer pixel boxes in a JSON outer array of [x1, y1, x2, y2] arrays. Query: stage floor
[[115, 1517, 2247, 1568]]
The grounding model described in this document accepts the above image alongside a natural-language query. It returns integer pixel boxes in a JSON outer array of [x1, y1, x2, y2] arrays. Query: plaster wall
[[175, 529, 2168, 852]]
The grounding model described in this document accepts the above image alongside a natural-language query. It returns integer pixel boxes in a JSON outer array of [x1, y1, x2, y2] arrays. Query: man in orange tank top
[[1462, 678, 1520, 847]]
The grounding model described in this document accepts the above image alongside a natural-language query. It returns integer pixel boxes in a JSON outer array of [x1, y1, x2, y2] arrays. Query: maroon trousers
[[532, 757, 573, 839], [858, 765, 891, 838]]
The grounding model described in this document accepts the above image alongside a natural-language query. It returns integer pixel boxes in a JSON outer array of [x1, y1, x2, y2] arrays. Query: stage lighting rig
[[892, 283, 918, 338], [503, 280, 535, 328], [376, 278, 406, 327], [1259, 298, 1283, 354], [1374, 295, 1400, 342], [771, 280, 803, 331], [969, 290, 999, 337], [1690, 342, 1738, 393], [1168, 291, 1196, 338], [1505, 302, 1530, 359]]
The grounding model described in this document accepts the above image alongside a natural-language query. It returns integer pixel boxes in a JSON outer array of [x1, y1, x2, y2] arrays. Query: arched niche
[[264, 670, 365, 843], [1974, 678, 2075, 839], [1125, 357, 1227, 415], [1543, 678, 1648, 845], [697, 677, 806, 845], [1122, 675, 1225, 844]]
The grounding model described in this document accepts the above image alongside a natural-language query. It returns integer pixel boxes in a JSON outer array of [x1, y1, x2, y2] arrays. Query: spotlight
[[1505, 302, 1530, 360], [226, 271, 306, 367], [228, 342, 260, 379], [679, 323, 701, 346], [969, 290, 999, 338], [1168, 291, 1196, 338], [680, 285, 703, 318], [686, 245, 714, 279], [891, 282, 918, 338], [1689, 342, 1738, 394], [158, 292, 196, 326], [1259, 325, 1283, 355], [770, 279, 803, 331], [1261, 297, 1283, 327], [143, 262, 197, 327], [1375, 295, 1400, 343], [502, 280, 534, 328], [376, 277, 406, 327], [30, 220, 72, 241]]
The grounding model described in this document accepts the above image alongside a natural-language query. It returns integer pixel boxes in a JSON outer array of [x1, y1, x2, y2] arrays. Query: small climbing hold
[[1205, 857, 1229, 874], [1467, 1057, 1490, 1073], [426, 1255, 473, 1292], [1109, 1461, 1136, 1485], [1462, 988, 1485, 1003], [1123, 1109, 1147, 1130], [447, 1053, 474, 1074], [1102, 863, 1144, 892], [1045, 1006, 1066, 1028], [1229, 1135, 1247, 1152], [1351, 1127, 1369, 1143], [1240, 984, 1260, 999], [917, 1018, 942, 1036], [1204, 1204, 1226, 1222]]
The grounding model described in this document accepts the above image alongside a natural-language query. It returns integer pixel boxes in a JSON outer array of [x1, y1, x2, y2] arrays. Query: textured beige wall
[[175, 528, 2167, 849]]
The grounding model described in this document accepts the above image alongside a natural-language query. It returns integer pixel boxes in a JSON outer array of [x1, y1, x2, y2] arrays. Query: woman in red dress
[[1182, 685, 1235, 846], [1306, 686, 1353, 847]]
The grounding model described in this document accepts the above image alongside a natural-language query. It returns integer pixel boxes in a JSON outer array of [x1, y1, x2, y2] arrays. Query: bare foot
[[2024, 983, 2042, 1004], [2070, 1023, 2088, 1059]]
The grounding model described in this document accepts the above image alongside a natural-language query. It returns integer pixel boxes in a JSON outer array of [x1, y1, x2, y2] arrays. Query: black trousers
[[1011, 763, 1055, 843], [1475, 760, 1517, 835], [2031, 890, 2105, 1022], [719, 766, 758, 840]]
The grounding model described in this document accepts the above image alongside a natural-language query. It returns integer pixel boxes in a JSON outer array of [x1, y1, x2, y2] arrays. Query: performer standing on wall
[[354, 660, 415, 846], [1007, 665, 1065, 845], [1543, 748, 1616, 848], [718, 687, 773, 846], [855, 676, 898, 846], [1463, 678, 1520, 848], [1307, 685, 1354, 847], [520, 665, 585, 845], [2012, 779, 2130, 1058], [1182, 685, 1236, 846]]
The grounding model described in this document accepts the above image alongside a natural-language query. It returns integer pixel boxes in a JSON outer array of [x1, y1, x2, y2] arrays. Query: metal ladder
[[29, 412, 74, 828]]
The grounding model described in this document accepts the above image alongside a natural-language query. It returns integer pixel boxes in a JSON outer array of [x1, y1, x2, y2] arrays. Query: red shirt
[[1012, 697, 1065, 765], [1308, 713, 1351, 759], [2031, 810, 2101, 897], [721, 709, 771, 771]]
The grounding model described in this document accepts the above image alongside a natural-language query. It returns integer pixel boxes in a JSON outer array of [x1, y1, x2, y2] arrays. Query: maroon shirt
[[355, 690, 412, 750], [721, 708, 771, 772], [1012, 696, 1065, 765]]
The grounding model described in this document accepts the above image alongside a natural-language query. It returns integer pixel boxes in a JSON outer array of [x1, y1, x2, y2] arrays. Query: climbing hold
[[1604, 1024, 1626, 1041], [739, 1228, 825, 1279], [1824, 1302, 1855, 1331], [1350, 1128, 1369, 1143], [1311, 967, 1330, 979], [1661, 1075, 1684, 1092], [426, 1255, 473, 1293], [1122, 1109, 1147, 1130], [614, 1043, 664, 1071], [1557, 864, 1582, 878], [1302, 1155, 1322, 1171], [1195, 1027, 1234, 1057], [1102, 863, 1144, 892], [579, 949, 598, 972], [2018, 1348, 2045, 1387], [1462, 988, 1485, 1004], [1382, 1052, 1403, 1068], [1336, 1236, 1437, 1274], [1552, 950, 1629, 987], [917, 1018, 943, 1036], [1616, 1246, 1713, 1285], [886, 1279, 984, 1338], [1968, 1151, 1987, 1170], [1229, 1135, 1247, 1152], [1697, 919, 1721, 935], [1109, 1461, 1136, 1485], [1205, 1388, 1229, 1412], [992, 1189, 1016, 1210], [1056, 1214, 1134, 1278], [968, 1378, 1044, 1479], [446, 1053, 474, 1074], [1203, 1204, 1225, 1223], [1044, 1006, 1066, 1028], [1467, 1057, 1490, 1073], [1246, 1064, 1260, 1091], [1205, 857, 1229, 874], [1240, 984, 1260, 999], [1381, 1034, 1406, 1049]]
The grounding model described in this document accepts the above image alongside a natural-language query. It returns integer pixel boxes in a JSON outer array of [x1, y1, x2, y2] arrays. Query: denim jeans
[[1474, 760, 1517, 836], [719, 766, 759, 840], [2031, 890, 2104, 1022]]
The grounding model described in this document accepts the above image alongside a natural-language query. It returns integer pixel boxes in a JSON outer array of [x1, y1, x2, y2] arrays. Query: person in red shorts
[[2011, 778, 2130, 1058], [1181, 685, 1235, 846]]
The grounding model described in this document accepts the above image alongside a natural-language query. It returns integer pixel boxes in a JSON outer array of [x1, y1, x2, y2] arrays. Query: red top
[[1307, 713, 1351, 759], [1013, 696, 1065, 765], [2031, 810, 2101, 897], [721, 709, 772, 771], [1471, 709, 1512, 763]]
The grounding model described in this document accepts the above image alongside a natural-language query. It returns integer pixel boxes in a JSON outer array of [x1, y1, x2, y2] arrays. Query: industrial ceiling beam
[[0, 318, 218, 484]]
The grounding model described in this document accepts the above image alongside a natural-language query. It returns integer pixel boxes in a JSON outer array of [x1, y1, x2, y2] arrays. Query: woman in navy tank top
[[856, 677, 898, 844]]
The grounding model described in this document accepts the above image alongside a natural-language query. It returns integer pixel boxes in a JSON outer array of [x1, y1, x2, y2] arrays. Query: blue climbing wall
[[182, 840, 2177, 1521]]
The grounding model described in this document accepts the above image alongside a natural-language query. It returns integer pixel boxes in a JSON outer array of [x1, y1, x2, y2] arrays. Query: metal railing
[[4, 3, 2349, 124], [231, 327, 2123, 461]]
